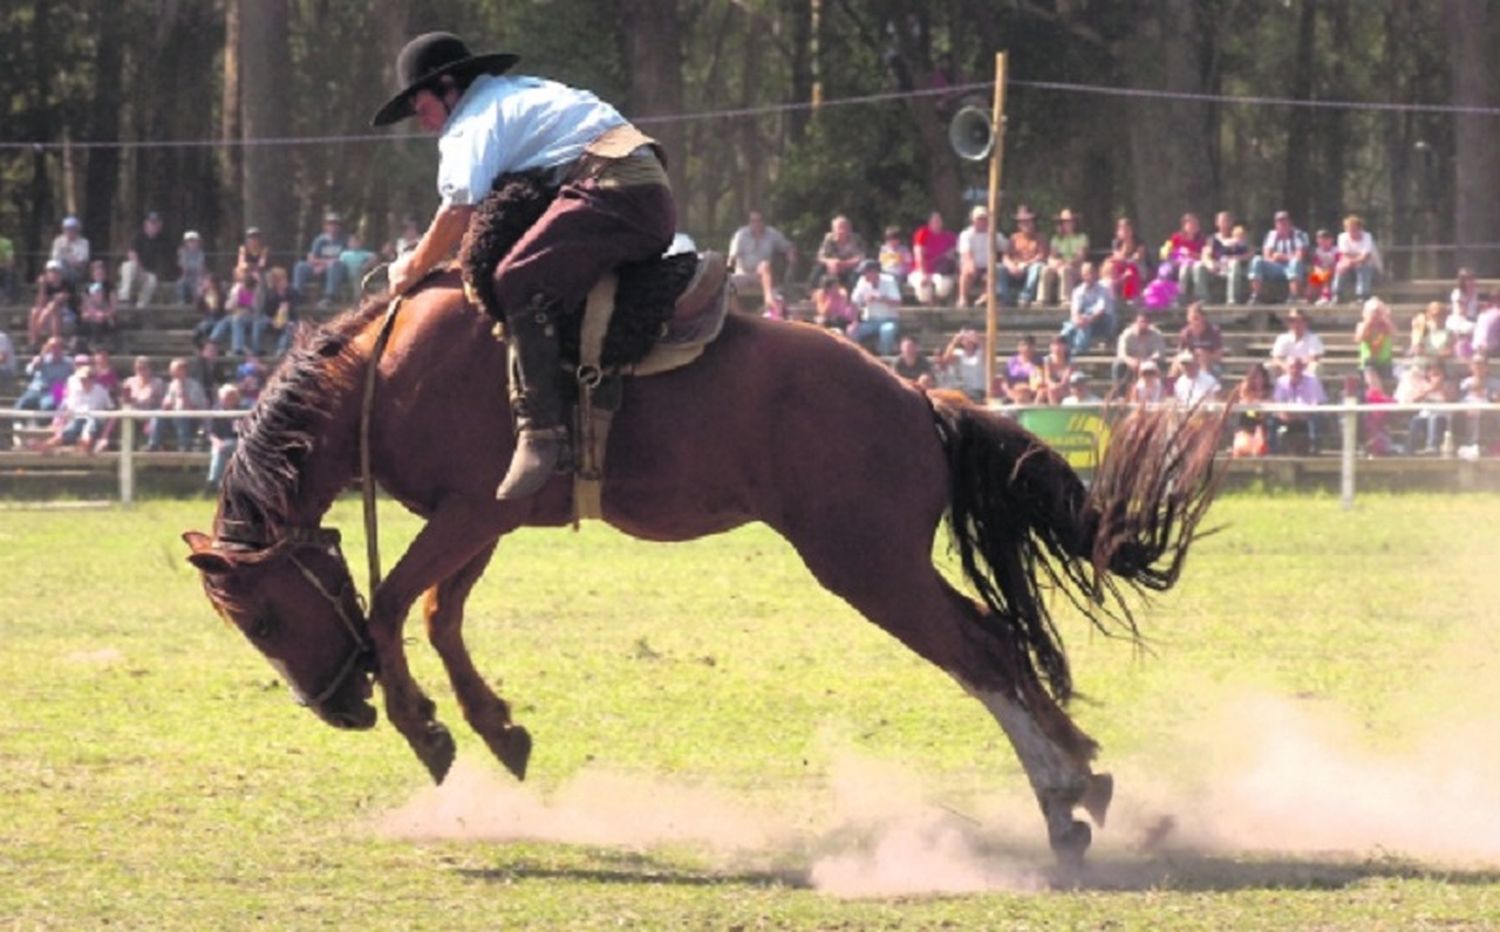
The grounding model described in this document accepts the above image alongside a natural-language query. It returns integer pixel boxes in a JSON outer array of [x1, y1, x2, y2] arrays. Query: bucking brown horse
[[183, 277, 1221, 864]]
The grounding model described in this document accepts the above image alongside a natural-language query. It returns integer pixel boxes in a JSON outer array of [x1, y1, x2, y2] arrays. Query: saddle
[[459, 171, 732, 521]]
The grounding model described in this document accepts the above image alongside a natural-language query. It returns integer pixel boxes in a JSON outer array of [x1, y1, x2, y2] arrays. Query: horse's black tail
[[935, 398, 1225, 702]]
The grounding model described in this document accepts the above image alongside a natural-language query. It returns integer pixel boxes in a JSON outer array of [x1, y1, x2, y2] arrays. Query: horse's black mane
[[217, 295, 393, 542]]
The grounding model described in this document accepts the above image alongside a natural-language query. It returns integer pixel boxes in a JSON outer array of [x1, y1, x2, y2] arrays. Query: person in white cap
[[49, 216, 90, 284], [956, 206, 999, 307]]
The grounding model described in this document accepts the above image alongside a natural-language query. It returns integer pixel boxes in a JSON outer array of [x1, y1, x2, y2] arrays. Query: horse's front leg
[[423, 541, 533, 781], [368, 500, 510, 783]]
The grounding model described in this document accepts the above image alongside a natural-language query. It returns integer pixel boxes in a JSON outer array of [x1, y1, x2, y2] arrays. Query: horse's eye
[[248, 616, 276, 641]]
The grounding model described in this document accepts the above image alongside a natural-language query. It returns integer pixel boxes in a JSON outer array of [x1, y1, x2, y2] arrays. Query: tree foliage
[[0, 1, 1494, 279]]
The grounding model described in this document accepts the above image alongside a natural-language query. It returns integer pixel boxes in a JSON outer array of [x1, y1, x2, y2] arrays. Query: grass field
[[2, 494, 1500, 929]]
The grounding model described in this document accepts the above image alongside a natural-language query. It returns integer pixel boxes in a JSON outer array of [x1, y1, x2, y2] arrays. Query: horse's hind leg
[[424, 542, 533, 781], [789, 529, 1108, 863]]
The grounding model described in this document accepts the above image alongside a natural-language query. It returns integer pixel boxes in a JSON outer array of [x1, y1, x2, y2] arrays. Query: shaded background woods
[[2, 1, 1498, 280]]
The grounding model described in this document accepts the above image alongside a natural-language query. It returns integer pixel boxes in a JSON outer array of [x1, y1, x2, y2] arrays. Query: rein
[[360, 291, 404, 593]]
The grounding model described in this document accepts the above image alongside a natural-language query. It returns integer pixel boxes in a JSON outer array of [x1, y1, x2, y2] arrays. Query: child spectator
[[236, 354, 268, 405], [121, 356, 166, 451], [1194, 212, 1252, 304], [217, 265, 263, 355], [1041, 208, 1088, 306], [41, 364, 113, 454], [909, 211, 957, 306], [1360, 366, 1396, 456], [1003, 335, 1044, 403], [1232, 364, 1272, 457], [1106, 216, 1146, 304], [1142, 262, 1180, 312], [1039, 336, 1074, 404], [1061, 371, 1100, 406], [160, 357, 209, 451], [1164, 213, 1206, 301], [206, 383, 247, 491], [1355, 298, 1395, 381], [1128, 360, 1165, 404], [1333, 214, 1380, 304], [1307, 229, 1338, 305], [877, 225, 914, 281], [28, 260, 76, 349], [812, 275, 855, 331], [177, 231, 207, 305], [77, 259, 117, 351], [848, 259, 900, 355]]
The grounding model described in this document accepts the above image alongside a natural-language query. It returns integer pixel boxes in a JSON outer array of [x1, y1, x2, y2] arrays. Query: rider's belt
[[567, 123, 670, 190]]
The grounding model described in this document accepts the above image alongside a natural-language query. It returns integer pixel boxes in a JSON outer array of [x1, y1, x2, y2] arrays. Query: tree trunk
[[219, 0, 243, 244], [24, 0, 56, 282], [784, 0, 813, 144], [1281, 0, 1317, 225], [885, 9, 963, 225], [1122, 0, 1216, 247], [1445, 0, 1500, 275], [616, 0, 686, 211], [81, 0, 124, 257], [239, 0, 295, 261], [1313, 1, 1348, 234]]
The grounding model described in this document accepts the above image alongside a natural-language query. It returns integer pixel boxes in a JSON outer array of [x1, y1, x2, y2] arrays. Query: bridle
[[219, 522, 373, 709]]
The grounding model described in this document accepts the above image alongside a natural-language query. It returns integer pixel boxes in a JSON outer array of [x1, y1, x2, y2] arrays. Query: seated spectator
[[90, 350, 119, 400], [28, 260, 76, 349], [1459, 358, 1500, 453], [1396, 360, 1451, 455], [49, 216, 90, 284], [1409, 300, 1454, 369], [1308, 228, 1337, 305], [892, 337, 936, 387], [1249, 210, 1309, 304], [937, 328, 986, 401], [1177, 301, 1224, 372], [1269, 308, 1325, 375], [338, 232, 378, 297], [0, 325, 16, 380], [1142, 262, 1180, 312], [160, 356, 209, 451], [254, 268, 299, 357], [0, 229, 15, 302], [121, 356, 167, 452], [215, 266, 263, 356], [177, 231, 207, 305], [1232, 363, 1272, 457], [1272, 356, 1327, 453], [817, 215, 867, 288], [812, 274, 855, 331], [1452, 267, 1481, 322], [848, 259, 900, 356], [40, 364, 113, 454], [877, 225, 914, 280], [1041, 208, 1088, 306], [998, 205, 1047, 307], [1061, 371, 1100, 406], [238, 227, 269, 274], [1112, 311, 1166, 387], [1003, 335, 1042, 402], [1355, 297, 1395, 381], [15, 337, 72, 423], [1163, 213, 1206, 301], [909, 211, 957, 306], [1447, 280, 1479, 361], [77, 259, 118, 351], [1360, 366, 1397, 456], [1060, 261, 1115, 355], [1332, 214, 1381, 304], [1007, 381, 1039, 406], [956, 207, 998, 307], [192, 273, 226, 348], [727, 210, 796, 309], [1038, 335, 1074, 404], [190, 340, 221, 402], [1128, 359, 1165, 404], [394, 217, 422, 257], [1106, 216, 1146, 304], [1473, 295, 1500, 360], [118, 211, 174, 308], [207, 384, 247, 491], [1171, 349, 1220, 405], [1194, 212, 1252, 305], [293, 212, 350, 306]]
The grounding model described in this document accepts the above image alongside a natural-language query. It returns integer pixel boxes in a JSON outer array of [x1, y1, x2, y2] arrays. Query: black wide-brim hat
[[370, 32, 518, 127]]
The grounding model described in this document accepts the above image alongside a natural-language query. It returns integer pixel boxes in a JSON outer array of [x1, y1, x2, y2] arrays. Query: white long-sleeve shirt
[[850, 273, 902, 322]]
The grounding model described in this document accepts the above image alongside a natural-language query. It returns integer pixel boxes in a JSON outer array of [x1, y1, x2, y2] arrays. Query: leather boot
[[495, 296, 571, 500]]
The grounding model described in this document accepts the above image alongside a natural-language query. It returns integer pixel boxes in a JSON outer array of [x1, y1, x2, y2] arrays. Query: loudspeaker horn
[[949, 105, 994, 161]]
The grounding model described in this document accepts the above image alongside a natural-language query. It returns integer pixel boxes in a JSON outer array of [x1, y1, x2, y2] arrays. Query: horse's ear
[[183, 531, 235, 574]]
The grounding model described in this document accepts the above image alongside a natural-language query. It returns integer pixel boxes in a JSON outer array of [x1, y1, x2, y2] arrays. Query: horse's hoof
[[489, 725, 532, 782], [1050, 818, 1092, 868], [1081, 772, 1114, 827], [418, 722, 456, 785]]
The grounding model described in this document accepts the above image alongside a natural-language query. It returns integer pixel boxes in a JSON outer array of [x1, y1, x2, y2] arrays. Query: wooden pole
[[984, 52, 1008, 405]]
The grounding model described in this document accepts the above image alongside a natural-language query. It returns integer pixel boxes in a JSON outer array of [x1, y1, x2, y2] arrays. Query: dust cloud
[[375, 684, 1500, 897]]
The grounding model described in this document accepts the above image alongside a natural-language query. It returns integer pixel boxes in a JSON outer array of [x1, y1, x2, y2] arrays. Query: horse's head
[[183, 528, 376, 730]]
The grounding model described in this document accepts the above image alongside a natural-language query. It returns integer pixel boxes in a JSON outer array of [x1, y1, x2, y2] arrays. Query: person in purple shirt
[[1273, 356, 1327, 453]]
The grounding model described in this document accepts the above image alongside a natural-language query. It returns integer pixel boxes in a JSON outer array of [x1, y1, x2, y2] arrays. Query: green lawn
[[1, 495, 1498, 929]]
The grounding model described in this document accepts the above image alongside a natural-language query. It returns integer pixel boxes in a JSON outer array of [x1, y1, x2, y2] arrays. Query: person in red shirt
[[1165, 212, 1207, 302], [909, 211, 957, 305]]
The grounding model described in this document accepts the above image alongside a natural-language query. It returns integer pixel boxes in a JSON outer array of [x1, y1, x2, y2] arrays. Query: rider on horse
[[374, 32, 675, 499]]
